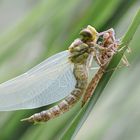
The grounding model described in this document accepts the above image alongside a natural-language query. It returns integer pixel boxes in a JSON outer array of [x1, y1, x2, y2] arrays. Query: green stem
[[60, 9, 140, 140]]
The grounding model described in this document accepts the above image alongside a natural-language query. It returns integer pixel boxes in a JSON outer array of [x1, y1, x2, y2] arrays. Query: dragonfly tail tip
[[20, 117, 29, 122]]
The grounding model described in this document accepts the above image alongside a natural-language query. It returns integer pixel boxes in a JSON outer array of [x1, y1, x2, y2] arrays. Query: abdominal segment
[[21, 89, 82, 122], [21, 64, 88, 123]]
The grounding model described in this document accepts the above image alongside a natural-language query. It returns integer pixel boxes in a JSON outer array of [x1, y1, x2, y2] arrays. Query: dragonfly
[[0, 25, 126, 123]]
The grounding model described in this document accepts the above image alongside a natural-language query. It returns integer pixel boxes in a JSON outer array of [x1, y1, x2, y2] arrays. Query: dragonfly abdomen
[[21, 88, 85, 123], [22, 64, 88, 123]]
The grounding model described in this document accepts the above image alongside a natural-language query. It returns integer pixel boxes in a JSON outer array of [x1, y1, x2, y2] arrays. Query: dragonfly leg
[[100, 55, 130, 73], [117, 44, 131, 54], [90, 67, 100, 70], [117, 43, 130, 66], [121, 55, 130, 66]]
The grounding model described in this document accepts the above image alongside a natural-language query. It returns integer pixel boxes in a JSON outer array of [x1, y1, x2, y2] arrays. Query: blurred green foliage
[[0, 0, 140, 140], [62, 9, 140, 140]]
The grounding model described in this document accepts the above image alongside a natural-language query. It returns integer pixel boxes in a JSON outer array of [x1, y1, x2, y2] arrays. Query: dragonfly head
[[80, 25, 98, 42]]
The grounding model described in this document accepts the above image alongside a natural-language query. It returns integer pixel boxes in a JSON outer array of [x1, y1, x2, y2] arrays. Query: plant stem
[[61, 8, 140, 140]]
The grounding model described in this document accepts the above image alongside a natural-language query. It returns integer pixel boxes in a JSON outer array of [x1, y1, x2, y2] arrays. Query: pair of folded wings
[[0, 50, 98, 111]]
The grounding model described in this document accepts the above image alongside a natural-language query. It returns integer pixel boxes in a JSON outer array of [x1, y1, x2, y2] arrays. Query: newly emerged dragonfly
[[0, 25, 125, 123]]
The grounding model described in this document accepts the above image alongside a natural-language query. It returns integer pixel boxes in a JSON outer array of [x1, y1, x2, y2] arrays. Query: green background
[[0, 0, 140, 140]]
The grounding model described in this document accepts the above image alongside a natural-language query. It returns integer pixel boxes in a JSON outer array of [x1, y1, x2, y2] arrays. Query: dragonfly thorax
[[69, 40, 92, 64], [69, 25, 99, 64]]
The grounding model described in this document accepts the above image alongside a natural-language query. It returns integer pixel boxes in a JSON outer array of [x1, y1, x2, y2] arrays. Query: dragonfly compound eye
[[80, 25, 98, 42], [80, 28, 93, 40]]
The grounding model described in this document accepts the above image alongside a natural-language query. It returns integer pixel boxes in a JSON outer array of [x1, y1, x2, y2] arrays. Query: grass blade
[[61, 8, 140, 140]]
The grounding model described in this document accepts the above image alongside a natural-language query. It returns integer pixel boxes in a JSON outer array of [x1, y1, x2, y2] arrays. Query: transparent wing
[[0, 50, 76, 111], [88, 58, 100, 81]]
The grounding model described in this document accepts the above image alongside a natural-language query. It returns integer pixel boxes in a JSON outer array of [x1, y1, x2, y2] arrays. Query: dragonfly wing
[[0, 50, 76, 111], [88, 59, 100, 81]]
